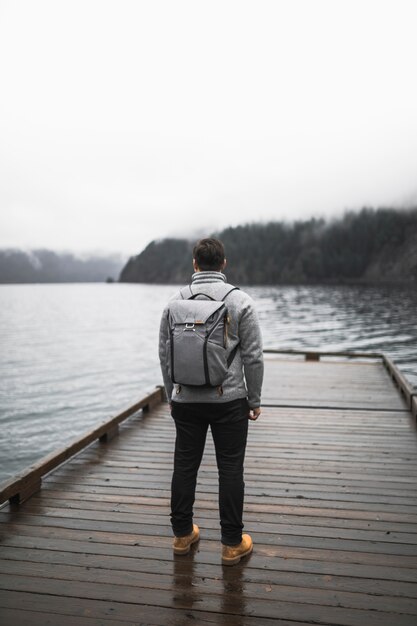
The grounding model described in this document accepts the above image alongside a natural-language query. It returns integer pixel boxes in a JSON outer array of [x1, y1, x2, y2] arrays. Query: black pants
[[170, 398, 249, 546]]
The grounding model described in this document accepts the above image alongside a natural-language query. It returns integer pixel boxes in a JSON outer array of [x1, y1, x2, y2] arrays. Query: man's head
[[193, 238, 226, 272]]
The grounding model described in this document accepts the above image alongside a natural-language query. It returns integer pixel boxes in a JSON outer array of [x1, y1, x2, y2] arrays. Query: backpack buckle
[[185, 323, 195, 329]]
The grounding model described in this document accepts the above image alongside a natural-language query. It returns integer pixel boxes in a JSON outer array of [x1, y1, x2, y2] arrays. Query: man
[[158, 237, 263, 565]]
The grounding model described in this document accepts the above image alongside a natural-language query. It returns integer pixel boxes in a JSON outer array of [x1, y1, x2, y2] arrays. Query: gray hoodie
[[158, 271, 264, 408]]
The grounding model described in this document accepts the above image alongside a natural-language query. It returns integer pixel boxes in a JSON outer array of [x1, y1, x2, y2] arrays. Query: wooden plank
[[2, 558, 417, 616], [19, 495, 417, 528], [262, 356, 408, 410], [0, 571, 416, 626], [1, 518, 416, 557], [2, 522, 417, 569], [1, 353, 416, 625], [24, 490, 417, 523], [0, 387, 163, 506], [3, 542, 417, 587], [263, 349, 384, 359], [8, 502, 416, 541], [0, 591, 311, 626], [30, 467, 417, 493], [4, 504, 417, 545], [40, 468, 417, 494], [27, 480, 417, 508], [29, 479, 417, 515], [49, 459, 416, 486], [0, 608, 128, 626]]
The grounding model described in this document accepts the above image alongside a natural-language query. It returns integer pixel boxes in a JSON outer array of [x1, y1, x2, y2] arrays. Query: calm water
[[1, 282, 416, 481]]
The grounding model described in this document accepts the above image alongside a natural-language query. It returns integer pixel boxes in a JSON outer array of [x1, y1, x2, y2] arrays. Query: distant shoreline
[[1, 277, 415, 287], [119, 208, 417, 286]]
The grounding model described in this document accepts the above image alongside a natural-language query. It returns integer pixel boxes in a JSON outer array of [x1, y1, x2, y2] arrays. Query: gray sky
[[1, 0, 417, 258]]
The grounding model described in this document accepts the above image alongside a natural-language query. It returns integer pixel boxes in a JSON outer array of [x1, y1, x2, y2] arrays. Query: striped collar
[[191, 271, 227, 284]]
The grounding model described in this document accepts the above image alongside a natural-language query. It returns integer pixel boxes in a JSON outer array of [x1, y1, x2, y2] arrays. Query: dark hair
[[193, 238, 225, 271]]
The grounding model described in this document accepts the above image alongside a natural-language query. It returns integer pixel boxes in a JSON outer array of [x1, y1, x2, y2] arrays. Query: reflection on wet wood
[[1, 353, 417, 625]]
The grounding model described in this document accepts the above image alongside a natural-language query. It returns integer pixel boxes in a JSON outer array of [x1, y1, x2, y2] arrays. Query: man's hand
[[248, 407, 261, 421]]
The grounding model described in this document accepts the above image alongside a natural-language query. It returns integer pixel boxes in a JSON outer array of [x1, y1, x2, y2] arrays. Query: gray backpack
[[166, 283, 239, 389]]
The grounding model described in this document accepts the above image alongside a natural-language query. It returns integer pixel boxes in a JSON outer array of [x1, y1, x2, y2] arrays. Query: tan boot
[[222, 533, 253, 566], [173, 524, 200, 555]]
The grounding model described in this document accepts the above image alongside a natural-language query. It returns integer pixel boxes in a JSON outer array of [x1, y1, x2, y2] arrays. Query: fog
[[1, 0, 416, 256]]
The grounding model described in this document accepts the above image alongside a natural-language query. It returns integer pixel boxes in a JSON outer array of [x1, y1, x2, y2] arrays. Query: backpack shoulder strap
[[223, 285, 241, 366], [221, 285, 240, 301], [179, 285, 193, 300], [180, 283, 240, 301]]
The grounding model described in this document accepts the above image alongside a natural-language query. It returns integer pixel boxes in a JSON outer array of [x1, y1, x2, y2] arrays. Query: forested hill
[[119, 207, 417, 285], [0, 249, 125, 283]]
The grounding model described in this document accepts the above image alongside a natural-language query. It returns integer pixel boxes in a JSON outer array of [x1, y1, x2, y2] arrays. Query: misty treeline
[[0, 249, 124, 283], [120, 207, 417, 284]]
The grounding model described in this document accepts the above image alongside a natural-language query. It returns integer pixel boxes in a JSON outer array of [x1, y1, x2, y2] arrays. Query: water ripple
[[0, 282, 416, 481]]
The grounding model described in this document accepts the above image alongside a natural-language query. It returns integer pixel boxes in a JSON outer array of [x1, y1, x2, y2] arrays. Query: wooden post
[[99, 424, 119, 442], [411, 395, 417, 420], [9, 478, 42, 506], [144, 386, 165, 412], [0, 386, 164, 506], [382, 355, 414, 409]]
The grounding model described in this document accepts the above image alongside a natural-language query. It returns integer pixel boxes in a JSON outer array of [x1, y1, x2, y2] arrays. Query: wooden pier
[[1, 351, 417, 625]]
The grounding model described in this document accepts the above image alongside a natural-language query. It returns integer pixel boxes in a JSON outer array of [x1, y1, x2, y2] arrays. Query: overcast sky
[[1, 0, 416, 258]]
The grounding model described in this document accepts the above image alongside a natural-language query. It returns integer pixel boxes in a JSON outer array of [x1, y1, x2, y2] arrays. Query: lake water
[[1, 282, 416, 482]]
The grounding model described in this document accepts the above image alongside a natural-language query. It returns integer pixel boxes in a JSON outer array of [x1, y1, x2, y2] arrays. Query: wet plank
[[0, 590, 322, 626], [1, 355, 417, 625], [262, 355, 408, 410]]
